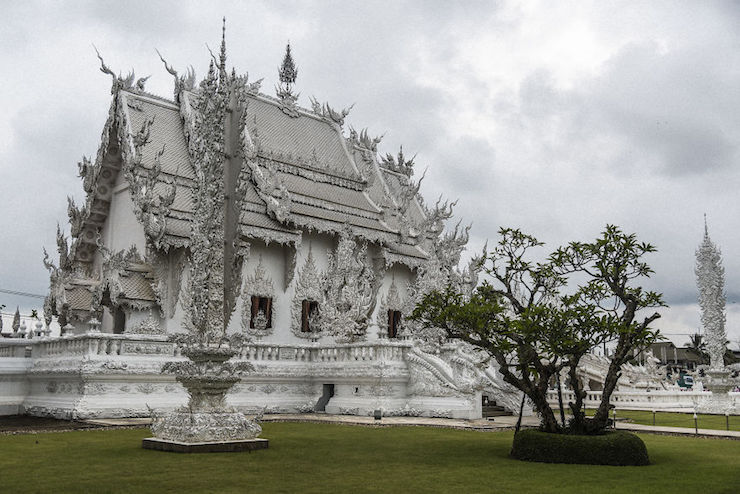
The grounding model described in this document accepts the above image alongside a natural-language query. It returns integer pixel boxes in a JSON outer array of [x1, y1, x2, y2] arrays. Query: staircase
[[482, 402, 513, 418]]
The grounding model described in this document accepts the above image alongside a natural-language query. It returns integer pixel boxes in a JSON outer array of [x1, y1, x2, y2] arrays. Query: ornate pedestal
[[143, 346, 268, 453], [696, 368, 736, 414]]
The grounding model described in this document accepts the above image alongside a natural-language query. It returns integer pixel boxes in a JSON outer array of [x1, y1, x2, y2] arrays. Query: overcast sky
[[1, 1, 739, 346]]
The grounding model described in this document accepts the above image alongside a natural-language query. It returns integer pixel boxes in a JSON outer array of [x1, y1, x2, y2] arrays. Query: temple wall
[[97, 175, 148, 334], [0, 351, 31, 415], [0, 335, 489, 420], [101, 175, 147, 256]]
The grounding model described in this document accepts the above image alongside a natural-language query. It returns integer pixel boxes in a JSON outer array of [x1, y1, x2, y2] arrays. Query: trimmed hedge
[[510, 429, 650, 466]]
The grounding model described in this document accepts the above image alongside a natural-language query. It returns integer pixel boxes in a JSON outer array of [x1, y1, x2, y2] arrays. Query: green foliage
[[511, 429, 650, 466], [687, 333, 709, 364], [411, 225, 666, 434]]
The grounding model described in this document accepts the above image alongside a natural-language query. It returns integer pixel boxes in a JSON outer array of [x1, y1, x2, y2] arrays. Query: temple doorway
[[315, 384, 335, 412]]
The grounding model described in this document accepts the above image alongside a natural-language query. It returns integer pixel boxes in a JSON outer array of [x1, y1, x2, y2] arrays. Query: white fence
[[546, 388, 740, 410], [0, 333, 412, 362]]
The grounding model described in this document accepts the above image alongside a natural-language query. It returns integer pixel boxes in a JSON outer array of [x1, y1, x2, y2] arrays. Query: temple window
[[250, 296, 273, 329], [301, 300, 319, 332], [387, 310, 402, 338], [113, 307, 126, 334]]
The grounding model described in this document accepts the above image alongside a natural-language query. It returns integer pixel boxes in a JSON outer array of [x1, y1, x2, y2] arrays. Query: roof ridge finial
[[276, 41, 300, 117], [219, 17, 228, 83], [278, 41, 298, 91]]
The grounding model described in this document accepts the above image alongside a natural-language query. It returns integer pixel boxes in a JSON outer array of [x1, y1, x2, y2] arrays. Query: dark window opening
[[250, 296, 273, 329], [112, 308, 126, 335], [301, 300, 319, 332], [387, 310, 402, 338]]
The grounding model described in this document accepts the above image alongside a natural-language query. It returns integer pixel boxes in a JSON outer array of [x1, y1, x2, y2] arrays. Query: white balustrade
[[1, 335, 412, 366], [234, 341, 410, 363], [545, 387, 733, 410]]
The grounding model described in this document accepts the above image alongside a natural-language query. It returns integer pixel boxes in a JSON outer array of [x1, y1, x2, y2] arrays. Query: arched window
[[249, 296, 273, 329], [387, 310, 402, 338], [301, 300, 319, 332]]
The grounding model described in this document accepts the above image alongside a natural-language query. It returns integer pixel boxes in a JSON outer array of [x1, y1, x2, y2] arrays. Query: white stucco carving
[[241, 255, 276, 338], [291, 245, 323, 339]]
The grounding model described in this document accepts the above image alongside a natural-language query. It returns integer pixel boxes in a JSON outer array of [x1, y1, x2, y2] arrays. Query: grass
[[0, 423, 738, 494], [584, 409, 740, 432]]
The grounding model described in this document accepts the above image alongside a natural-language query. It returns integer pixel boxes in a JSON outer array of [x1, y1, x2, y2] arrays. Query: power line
[[0, 288, 46, 300]]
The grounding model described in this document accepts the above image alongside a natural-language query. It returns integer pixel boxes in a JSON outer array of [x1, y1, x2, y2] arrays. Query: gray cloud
[[2, 1, 740, 345]]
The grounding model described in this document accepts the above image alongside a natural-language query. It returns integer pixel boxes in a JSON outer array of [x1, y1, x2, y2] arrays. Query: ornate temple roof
[[59, 35, 471, 283], [43, 31, 472, 330], [112, 78, 432, 262]]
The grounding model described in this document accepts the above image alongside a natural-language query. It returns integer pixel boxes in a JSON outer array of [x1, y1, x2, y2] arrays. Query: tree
[[687, 333, 709, 364], [412, 225, 664, 434]]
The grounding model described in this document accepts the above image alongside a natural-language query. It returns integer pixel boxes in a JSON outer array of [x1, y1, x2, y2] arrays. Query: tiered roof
[[47, 33, 469, 325], [113, 85, 432, 262]]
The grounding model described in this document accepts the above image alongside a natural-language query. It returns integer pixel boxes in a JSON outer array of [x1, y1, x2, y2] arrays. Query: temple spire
[[704, 213, 708, 238], [219, 17, 228, 84], [695, 216, 727, 369]]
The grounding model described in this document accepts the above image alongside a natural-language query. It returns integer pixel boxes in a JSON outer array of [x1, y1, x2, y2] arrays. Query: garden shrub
[[510, 429, 650, 466]]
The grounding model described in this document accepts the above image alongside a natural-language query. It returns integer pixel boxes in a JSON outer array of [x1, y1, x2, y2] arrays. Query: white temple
[[0, 31, 520, 420]]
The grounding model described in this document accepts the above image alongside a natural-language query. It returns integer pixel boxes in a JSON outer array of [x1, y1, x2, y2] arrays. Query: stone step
[[482, 405, 513, 417]]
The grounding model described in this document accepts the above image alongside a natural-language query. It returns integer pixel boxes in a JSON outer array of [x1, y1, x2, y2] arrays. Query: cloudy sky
[[1, 0, 739, 346]]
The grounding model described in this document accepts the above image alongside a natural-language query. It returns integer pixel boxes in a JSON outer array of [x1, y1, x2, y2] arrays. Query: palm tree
[[687, 332, 709, 364]]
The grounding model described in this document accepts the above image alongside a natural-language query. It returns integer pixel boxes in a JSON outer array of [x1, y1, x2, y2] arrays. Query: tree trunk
[[515, 392, 526, 433], [567, 362, 587, 432], [496, 361, 561, 434], [556, 372, 566, 427], [534, 393, 561, 433], [591, 335, 630, 430]]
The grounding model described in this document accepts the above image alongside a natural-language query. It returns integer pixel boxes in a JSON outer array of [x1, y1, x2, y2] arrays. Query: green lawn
[[584, 409, 740, 432], [0, 423, 738, 494]]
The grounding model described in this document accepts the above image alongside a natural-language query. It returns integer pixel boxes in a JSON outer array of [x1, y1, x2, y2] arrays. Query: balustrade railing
[[0, 341, 29, 358], [0, 334, 411, 364], [237, 341, 410, 363], [27, 333, 175, 358], [546, 387, 723, 410]]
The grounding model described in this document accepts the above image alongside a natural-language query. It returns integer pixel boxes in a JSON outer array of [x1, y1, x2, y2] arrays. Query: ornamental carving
[[149, 247, 187, 319], [380, 146, 415, 177], [377, 278, 405, 339], [247, 158, 292, 222], [318, 233, 375, 343], [695, 220, 728, 370], [94, 243, 152, 311], [309, 96, 353, 127], [241, 255, 276, 338], [291, 245, 323, 339], [125, 119, 177, 248], [347, 127, 382, 153], [125, 312, 165, 335]]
